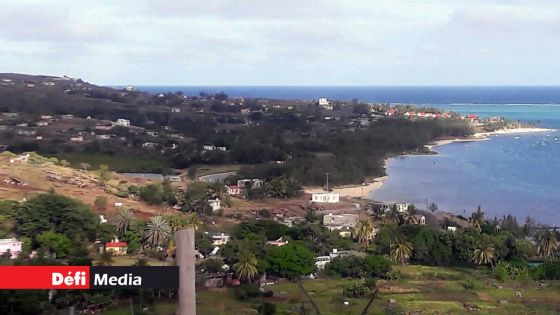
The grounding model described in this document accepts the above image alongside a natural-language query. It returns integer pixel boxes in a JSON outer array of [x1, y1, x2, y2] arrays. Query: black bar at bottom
[[91, 266, 179, 289]]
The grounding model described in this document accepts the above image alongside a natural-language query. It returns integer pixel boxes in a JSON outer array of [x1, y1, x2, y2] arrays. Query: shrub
[[262, 290, 274, 298], [234, 283, 261, 301], [342, 282, 370, 298], [365, 255, 392, 277], [461, 278, 476, 290], [258, 301, 277, 315]]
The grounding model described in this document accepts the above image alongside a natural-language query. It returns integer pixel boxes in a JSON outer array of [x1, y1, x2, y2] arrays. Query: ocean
[[137, 86, 560, 224]]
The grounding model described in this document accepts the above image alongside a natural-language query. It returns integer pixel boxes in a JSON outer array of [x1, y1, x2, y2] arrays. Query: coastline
[[304, 176, 388, 198], [306, 127, 556, 199], [427, 127, 556, 151]]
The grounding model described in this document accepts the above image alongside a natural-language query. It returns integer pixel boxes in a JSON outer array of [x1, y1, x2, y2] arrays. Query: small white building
[[318, 98, 329, 106], [70, 136, 84, 142], [211, 233, 230, 246], [311, 192, 340, 203], [322, 213, 359, 231], [116, 118, 131, 127], [0, 238, 22, 259], [208, 198, 221, 212]]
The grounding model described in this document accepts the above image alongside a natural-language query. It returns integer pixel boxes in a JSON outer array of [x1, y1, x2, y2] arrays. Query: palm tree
[[469, 206, 485, 233], [536, 230, 559, 258], [234, 252, 258, 283], [354, 218, 376, 246], [390, 240, 413, 264], [142, 216, 171, 249], [472, 243, 495, 267], [403, 205, 418, 225], [386, 206, 401, 225], [115, 208, 135, 237], [185, 213, 203, 231], [166, 214, 189, 232]]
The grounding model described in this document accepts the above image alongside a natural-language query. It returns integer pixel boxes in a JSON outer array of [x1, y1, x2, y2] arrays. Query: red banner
[[0, 266, 90, 289]]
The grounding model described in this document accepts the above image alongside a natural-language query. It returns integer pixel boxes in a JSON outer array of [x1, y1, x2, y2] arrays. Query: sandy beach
[[305, 176, 388, 198]]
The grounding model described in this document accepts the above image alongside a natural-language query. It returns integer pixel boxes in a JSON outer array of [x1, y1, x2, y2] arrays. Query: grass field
[[101, 264, 560, 315]]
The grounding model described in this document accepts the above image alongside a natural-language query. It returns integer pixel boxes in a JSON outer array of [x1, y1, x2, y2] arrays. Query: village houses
[[0, 238, 22, 258]]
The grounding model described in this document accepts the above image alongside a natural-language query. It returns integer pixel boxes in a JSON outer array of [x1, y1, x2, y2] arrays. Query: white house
[[116, 118, 131, 127], [322, 213, 359, 231], [318, 98, 329, 106], [203, 145, 216, 151], [211, 233, 230, 246], [447, 226, 457, 232], [315, 249, 351, 270], [208, 198, 221, 212], [226, 185, 241, 195], [70, 136, 84, 142], [0, 238, 22, 259], [311, 192, 340, 203]]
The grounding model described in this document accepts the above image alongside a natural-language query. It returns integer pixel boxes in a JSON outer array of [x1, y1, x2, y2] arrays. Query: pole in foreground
[[176, 228, 196, 315]]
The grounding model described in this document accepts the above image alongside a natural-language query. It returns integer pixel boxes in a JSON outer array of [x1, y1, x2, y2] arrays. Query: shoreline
[[427, 127, 556, 151], [306, 127, 556, 199], [304, 176, 388, 198]]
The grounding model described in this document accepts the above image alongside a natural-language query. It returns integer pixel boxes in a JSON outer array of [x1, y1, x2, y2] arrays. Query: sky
[[1, 0, 559, 85]]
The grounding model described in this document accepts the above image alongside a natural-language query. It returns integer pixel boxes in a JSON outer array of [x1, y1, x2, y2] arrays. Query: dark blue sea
[[137, 86, 560, 224]]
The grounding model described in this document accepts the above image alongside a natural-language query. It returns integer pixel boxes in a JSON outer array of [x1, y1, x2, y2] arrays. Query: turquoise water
[[371, 104, 560, 224]]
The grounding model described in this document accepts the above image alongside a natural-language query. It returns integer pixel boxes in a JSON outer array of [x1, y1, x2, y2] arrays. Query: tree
[[266, 243, 315, 279], [80, 162, 91, 171], [93, 196, 108, 211], [234, 253, 259, 283], [15, 193, 98, 242], [36, 231, 72, 258], [403, 205, 418, 225], [142, 216, 171, 249], [390, 240, 413, 265], [472, 243, 495, 267], [536, 230, 559, 258], [354, 219, 376, 247], [469, 206, 485, 233], [98, 164, 111, 186], [115, 208, 135, 237], [185, 213, 203, 230]]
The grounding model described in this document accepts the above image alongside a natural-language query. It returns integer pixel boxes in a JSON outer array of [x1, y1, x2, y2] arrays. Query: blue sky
[[0, 0, 559, 85]]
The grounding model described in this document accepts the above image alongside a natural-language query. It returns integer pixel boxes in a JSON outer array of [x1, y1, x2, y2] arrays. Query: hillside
[[0, 151, 162, 218]]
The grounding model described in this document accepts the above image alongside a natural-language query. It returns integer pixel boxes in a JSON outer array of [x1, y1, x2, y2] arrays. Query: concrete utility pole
[[176, 228, 196, 315], [325, 172, 330, 192]]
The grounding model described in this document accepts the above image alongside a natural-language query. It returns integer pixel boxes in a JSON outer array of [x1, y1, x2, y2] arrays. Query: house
[[70, 136, 84, 142], [414, 215, 426, 225], [311, 192, 340, 203], [382, 203, 409, 213], [171, 108, 181, 113], [9, 153, 30, 164], [116, 118, 131, 127], [40, 115, 53, 120], [147, 131, 158, 137], [105, 238, 128, 256], [240, 108, 251, 115], [96, 134, 111, 140], [318, 97, 329, 106], [114, 202, 123, 207], [266, 237, 289, 247], [322, 213, 359, 231], [211, 233, 230, 246], [35, 136, 43, 140], [0, 238, 22, 258], [124, 86, 135, 91], [315, 249, 352, 270], [95, 125, 113, 131], [216, 146, 227, 152], [165, 175, 182, 182], [36, 121, 49, 126], [208, 198, 221, 212], [237, 179, 263, 189], [447, 226, 458, 232], [226, 185, 241, 195], [466, 114, 478, 121], [142, 142, 157, 148], [61, 114, 74, 119], [203, 145, 216, 151]]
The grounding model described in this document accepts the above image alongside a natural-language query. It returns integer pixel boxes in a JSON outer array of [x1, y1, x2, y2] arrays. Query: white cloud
[[0, 0, 559, 84]]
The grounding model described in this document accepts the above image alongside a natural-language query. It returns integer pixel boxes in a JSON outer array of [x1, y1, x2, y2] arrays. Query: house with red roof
[[105, 238, 128, 256]]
